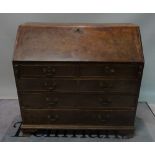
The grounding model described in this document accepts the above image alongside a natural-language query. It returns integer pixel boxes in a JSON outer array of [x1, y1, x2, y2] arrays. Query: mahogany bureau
[[12, 23, 144, 137]]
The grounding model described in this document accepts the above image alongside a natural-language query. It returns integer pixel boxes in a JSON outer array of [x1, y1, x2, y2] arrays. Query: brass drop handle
[[49, 84, 56, 90], [44, 81, 56, 90], [99, 98, 111, 105], [97, 114, 110, 122], [45, 97, 50, 101], [110, 69, 115, 73], [42, 67, 56, 75], [45, 97, 58, 105], [104, 66, 115, 73], [47, 114, 58, 122]]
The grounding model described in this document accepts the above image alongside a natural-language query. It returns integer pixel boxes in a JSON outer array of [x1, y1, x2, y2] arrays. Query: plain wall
[[0, 13, 155, 103]]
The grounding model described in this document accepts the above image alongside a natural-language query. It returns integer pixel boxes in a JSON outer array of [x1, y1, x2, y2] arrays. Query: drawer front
[[18, 79, 77, 92], [79, 79, 138, 93], [18, 79, 138, 93], [14, 63, 141, 78], [79, 64, 139, 77], [16, 64, 77, 78], [22, 109, 135, 126], [20, 93, 137, 109]]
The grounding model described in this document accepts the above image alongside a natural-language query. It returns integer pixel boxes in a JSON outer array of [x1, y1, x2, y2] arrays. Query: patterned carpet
[[1, 100, 155, 141]]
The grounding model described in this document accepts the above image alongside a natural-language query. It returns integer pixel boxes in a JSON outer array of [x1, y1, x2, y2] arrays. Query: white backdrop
[[0, 13, 154, 103]]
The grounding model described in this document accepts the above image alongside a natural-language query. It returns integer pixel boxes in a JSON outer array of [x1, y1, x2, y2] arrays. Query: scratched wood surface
[[13, 23, 144, 62]]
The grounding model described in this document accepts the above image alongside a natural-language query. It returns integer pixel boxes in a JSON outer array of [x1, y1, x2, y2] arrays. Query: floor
[[0, 99, 20, 141], [0, 99, 155, 141], [148, 103, 155, 114]]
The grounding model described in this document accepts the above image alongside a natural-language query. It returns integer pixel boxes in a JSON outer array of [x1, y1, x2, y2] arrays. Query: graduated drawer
[[22, 109, 135, 126], [20, 93, 137, 109], [17, 78, 138, 93], [13, 63, 141, 78]]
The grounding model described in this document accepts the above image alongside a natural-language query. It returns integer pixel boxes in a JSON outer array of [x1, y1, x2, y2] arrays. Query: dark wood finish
[[22, 109, 135, 126], [14, 62, 140, 78], [18, 78, 138, 93], [18, 64, 77, 78], [13, 23, 144, 138], [20, 92, 137, 109], [13, 23, 143, 62]]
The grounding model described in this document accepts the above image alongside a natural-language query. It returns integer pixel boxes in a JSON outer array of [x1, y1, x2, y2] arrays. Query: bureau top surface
[[13, 23, 144, 62]]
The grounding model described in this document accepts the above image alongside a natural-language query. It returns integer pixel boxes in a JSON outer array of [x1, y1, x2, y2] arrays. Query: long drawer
[[17, 78, 138, 93], [14, 63, 140, 78], [20, 93, 137, 109], [22, 109, 135, 126]]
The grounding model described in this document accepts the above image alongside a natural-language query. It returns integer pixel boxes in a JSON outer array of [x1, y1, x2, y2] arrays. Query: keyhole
[[76, 28, 80, 32], [74, 28, 82, 33]]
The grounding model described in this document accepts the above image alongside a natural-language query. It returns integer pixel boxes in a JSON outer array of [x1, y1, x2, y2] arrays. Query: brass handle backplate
[[45, 97, 58, 105], [104, 66, 115, 73], [97, 114, 110, 122], [99, 98, 111, 105], [44, 81, 57, 90], [47, 114, 59, 122], [42, 67, 56, 76]]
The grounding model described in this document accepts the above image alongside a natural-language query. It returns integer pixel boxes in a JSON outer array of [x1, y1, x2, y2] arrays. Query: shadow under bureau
[[12, 23, 144, 137]]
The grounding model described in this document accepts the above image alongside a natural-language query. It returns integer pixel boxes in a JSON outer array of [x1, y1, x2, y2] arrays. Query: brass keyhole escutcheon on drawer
[[73, 28, 83, 34]]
